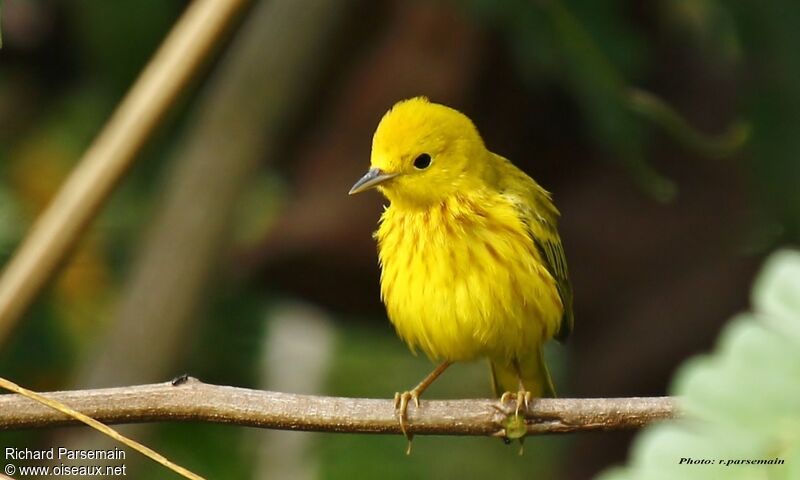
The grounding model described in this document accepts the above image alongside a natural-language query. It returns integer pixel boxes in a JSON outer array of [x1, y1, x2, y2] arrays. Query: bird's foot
[[394, 390, 421, 454], [493, 410, 528, 450], [390, 362, 451, 454], [499, 389, 532, 417]]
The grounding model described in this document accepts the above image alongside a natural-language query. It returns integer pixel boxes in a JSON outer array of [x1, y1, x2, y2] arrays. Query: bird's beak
[[348, 168, 398, 195]]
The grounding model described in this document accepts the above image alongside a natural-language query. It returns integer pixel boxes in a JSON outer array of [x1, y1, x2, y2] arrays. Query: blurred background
[[1, 0, 798, 478]]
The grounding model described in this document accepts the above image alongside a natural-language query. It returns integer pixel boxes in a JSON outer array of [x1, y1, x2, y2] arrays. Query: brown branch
[[0, 377, 203, 480], [0, 378, 677, 436]]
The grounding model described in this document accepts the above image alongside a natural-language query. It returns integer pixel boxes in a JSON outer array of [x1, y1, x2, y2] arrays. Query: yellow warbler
[[349, 97, 573, 443]]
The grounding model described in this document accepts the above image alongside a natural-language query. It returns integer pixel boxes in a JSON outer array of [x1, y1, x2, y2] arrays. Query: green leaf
[[597, 249, 800, 480], [753, 250, 800, 330]]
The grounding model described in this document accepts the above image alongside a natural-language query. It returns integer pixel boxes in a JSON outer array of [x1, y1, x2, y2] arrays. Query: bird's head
[[349, 97, 490, 208]]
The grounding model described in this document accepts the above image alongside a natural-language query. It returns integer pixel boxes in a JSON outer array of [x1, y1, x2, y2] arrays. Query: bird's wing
[[528, 202, 573, 342], [497, 158, 574, 342]]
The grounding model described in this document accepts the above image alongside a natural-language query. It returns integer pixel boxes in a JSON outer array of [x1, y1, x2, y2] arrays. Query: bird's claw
[[394, 390, 420, 454], [500, 390, 532, 417]]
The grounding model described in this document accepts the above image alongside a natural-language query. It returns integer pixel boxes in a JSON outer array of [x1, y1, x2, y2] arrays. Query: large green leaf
[[598, 249, 800, 480]]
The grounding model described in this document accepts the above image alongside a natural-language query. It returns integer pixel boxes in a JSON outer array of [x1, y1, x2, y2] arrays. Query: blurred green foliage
[[725, 2, 800, 243], [598, 249, 800, 480], [661, 0, 800, 242], [463, 0, 674, 200], [462, 0, 799, 243], [0, 0, 182, 384], [69, 1, 177, 92]]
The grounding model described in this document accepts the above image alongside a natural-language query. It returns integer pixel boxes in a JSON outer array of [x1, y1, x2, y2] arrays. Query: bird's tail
[[490, 347, 556, 398]]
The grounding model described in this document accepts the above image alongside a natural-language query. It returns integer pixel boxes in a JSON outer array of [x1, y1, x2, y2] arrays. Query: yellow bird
[[349, 97, 573, 443]]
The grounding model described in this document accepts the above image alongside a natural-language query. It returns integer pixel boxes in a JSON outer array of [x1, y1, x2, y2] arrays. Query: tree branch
[[0, 378, 677, 436]]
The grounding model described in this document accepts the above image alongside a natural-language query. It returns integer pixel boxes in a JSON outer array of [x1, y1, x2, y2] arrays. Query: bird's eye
[[413, 153, 432, 170]]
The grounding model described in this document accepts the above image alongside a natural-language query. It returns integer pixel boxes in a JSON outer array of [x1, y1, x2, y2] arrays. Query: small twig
[[0, 377, 204, 480], [626, 88, 750, 159], [0, 377, 677, 436], [545, 0, 749, 159], [0, 0, 249, 343]]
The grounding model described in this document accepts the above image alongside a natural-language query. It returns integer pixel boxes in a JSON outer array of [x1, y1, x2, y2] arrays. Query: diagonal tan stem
[[0, 0, 249, 344], [0, 377, 204, 480]]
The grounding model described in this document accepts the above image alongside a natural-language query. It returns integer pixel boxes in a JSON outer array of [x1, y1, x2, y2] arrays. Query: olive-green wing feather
[[528, 207, 573, 342], [496, 155, 574, 342]]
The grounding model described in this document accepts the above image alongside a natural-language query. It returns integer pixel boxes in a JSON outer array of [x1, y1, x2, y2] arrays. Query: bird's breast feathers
[[376, 192, 563, 362]]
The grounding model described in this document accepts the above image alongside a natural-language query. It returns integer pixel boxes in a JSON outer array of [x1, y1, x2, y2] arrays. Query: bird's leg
[[394, 361, 451, 454], [514, 374, 531, 456], [499, 360, 532, 417], [515, 376, 533, 417], [496, 360, 532, 454]]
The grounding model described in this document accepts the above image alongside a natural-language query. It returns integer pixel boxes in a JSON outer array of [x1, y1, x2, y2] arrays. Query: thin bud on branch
[[0, 378, 676, 436]]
